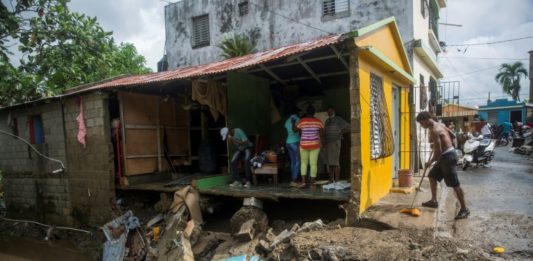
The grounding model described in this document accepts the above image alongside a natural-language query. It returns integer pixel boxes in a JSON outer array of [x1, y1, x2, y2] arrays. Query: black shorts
[[428, 151, 460, 187]]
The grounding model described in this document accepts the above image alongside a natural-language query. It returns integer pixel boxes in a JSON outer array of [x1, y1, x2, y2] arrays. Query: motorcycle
[[462, 133, 495, 170]]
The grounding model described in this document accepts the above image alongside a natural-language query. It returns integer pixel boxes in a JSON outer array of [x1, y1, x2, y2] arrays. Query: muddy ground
[[0, 215, 496, 260], [0, 147, 530, 260], [438, 146, 533, 260]]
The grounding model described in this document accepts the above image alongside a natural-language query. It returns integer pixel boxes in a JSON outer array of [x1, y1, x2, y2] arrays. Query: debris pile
[[102, 185, 204, 261]]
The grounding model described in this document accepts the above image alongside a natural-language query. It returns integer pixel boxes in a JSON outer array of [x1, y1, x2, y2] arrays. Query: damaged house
[[0, 17, 414, 228]]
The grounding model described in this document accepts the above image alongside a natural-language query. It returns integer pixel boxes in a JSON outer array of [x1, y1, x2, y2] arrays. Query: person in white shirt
[[480, 119, 492, 139]]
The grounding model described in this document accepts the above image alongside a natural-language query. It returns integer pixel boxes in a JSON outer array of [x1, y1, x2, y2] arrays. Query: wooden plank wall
[[120, 92, 190, 176]]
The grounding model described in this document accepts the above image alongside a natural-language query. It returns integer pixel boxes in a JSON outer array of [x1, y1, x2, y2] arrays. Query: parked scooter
[[462, 133, 495, 170]]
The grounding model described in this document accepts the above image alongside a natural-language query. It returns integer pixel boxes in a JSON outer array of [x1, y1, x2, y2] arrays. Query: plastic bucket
[[398, 169, 413, 187]]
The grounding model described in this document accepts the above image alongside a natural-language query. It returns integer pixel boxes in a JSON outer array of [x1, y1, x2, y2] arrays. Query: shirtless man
[[416, 111, 470, 220]]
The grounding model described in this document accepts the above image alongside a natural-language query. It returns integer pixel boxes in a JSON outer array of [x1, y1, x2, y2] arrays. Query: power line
[[442, 56, 486, 98], [443, 64, 502, 78], [445, 35, 533, 47], [444, 56, 528, 61], [248, 1, 334, 36]]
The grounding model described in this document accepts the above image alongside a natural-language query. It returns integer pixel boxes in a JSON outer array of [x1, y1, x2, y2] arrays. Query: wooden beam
[[248, 53, 349, 73], [268, 71, 348, 84], [296, 57, 322, 84], [124, 124, 187, 130], [259, 64, 287, 85], [156, 97, 161, 172], [119, 92, 128, 176], [331, 45, 350, 70]]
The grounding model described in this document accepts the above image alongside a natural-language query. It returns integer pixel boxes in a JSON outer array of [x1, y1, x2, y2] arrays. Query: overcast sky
[[5, 0, 533, 106], [438, 0, 533, 106]]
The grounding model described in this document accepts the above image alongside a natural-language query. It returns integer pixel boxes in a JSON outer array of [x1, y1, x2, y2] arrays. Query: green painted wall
[[227, 72, 271, 137]]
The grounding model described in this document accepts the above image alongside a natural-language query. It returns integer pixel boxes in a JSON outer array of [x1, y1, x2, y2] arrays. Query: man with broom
[[416, 111, 470, 220]]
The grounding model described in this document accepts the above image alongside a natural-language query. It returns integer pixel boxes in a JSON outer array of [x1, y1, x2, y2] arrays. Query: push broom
[[400, 151, 434, 217]]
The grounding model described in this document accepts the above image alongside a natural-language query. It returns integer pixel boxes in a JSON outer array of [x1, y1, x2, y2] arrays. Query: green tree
[[217, 33, 256, 59], [0, 0, 151, 107], [495, 62, 528, 101]]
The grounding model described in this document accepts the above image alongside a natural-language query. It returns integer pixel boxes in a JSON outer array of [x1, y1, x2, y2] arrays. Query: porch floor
[[198, 182, 352, 201], [116, 173, 352, 202]]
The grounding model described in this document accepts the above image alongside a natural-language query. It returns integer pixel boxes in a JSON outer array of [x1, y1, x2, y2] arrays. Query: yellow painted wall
[[357, 57, 411, 214], [355, 25, 410, 74]]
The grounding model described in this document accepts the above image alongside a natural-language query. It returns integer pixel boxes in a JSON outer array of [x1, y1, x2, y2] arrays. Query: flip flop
[[421, 200, 439, 208]]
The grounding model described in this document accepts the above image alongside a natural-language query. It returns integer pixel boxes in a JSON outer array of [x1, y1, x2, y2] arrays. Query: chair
[[251, 135, 282, 186]]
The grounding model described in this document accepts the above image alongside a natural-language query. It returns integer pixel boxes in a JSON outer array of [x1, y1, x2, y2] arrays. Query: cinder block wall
[[0, 101, 72, 225], [63, 92, 115, 225]]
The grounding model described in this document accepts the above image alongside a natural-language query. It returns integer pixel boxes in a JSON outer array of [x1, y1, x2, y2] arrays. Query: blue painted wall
[[479, 99, 528, 125]]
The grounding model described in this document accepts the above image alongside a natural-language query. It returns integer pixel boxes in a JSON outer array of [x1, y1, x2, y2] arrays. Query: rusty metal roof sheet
[[65, 34, 344, 95]]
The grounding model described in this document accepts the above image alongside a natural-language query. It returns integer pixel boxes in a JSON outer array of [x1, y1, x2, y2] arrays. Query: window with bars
[[322, 0, 349, 18], [192, 14, 210, 48], [370, 73, 394, 159], [238, 1, 249, 16]]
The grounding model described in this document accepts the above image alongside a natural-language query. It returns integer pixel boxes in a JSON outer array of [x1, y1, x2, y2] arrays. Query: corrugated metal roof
[[65, 34, 343, 95]]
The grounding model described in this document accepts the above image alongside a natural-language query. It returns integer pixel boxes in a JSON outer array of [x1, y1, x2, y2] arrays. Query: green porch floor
[[197, 175, 351, 201]]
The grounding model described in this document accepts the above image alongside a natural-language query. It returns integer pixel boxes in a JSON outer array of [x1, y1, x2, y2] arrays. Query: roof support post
[[331, 45, 350, 71], [259, 64, 287, 86], [296, 57, 322, 85]]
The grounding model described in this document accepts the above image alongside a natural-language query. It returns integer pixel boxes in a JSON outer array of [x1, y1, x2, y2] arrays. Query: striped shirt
[[296, 117, 324, 150]]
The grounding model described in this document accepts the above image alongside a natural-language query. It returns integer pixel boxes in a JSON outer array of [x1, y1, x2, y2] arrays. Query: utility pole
[[488, 92, 491, 103], [529, 50, 533, 102]]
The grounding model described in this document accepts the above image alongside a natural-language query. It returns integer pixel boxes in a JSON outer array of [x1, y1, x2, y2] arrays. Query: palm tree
[[217, 34, 256, 59], [495, 62, 528, 101]]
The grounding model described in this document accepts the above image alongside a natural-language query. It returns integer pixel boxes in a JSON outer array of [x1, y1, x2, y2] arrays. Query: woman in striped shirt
[[294, 105, 324, 186]]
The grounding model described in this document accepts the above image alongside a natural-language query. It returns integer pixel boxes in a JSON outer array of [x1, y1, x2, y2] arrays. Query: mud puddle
[[0, 237, 92, 261]]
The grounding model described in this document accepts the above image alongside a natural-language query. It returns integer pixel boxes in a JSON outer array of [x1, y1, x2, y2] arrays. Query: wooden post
[[157, 97, 161, 172], [345, 41, 361, 225], [119, 92, 128, 177]]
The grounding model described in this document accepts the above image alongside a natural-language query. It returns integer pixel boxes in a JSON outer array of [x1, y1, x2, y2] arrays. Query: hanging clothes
[[191, 80, 227, 121], [76, 97, 87, 148]]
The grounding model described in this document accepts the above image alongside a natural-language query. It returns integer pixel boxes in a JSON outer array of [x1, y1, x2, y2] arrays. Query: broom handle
[[409, 151, 434, 208], [417, 151, 434, 190]]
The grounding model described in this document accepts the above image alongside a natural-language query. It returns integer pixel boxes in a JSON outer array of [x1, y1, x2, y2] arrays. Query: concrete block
[[234, 219, 255, 242]]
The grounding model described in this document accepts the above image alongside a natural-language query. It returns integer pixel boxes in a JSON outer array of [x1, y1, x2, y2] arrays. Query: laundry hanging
[[191, 80, 227, 121], [76, 97, 87, 148]]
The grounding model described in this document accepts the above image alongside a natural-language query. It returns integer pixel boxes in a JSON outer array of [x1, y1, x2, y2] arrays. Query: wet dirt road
[[440, 146, 533, 259], [0, 237, 92, 261]]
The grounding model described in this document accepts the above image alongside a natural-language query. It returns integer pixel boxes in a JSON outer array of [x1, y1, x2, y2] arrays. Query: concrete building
[[164, 0, 446, 167], [441, 103, 478, 133], [478, 98, 533, 125], [0, 93, 116, 225]]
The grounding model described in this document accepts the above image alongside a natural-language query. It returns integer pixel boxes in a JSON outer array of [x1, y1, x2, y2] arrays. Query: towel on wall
[[192, 80, 227, 121], [76, 97, 87, 148]]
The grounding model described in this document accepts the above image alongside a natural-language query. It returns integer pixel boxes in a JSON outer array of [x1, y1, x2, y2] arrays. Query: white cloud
[[68, 0, 168, 71], [438, 0, 533, 106]]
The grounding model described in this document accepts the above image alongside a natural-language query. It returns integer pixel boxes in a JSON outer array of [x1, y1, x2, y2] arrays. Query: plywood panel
[[125, 129, 158, 155], [160, 97, 177, 126], [123, 92, 158, 124], [125, 158, 157, 176], [164, 128, 189, 155]]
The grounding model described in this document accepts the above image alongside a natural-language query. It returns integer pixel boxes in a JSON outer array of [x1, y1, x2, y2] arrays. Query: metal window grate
[[322, 0, 349, 16], [370, 73, 394, 159], [239, 1, 249, 16], [192, 14, 210, 48]]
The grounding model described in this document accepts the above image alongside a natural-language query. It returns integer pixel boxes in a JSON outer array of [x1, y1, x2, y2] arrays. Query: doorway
[[510, 110, 522, 123], [392, 86, 401, 178]]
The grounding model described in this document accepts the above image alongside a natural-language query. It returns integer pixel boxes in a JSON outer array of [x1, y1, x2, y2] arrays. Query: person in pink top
[[294, 105, 324, 186]]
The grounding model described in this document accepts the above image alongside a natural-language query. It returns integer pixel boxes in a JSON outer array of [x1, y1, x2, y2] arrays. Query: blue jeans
[[286, 142, 300, 181], [231, 148, 251, 182]]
